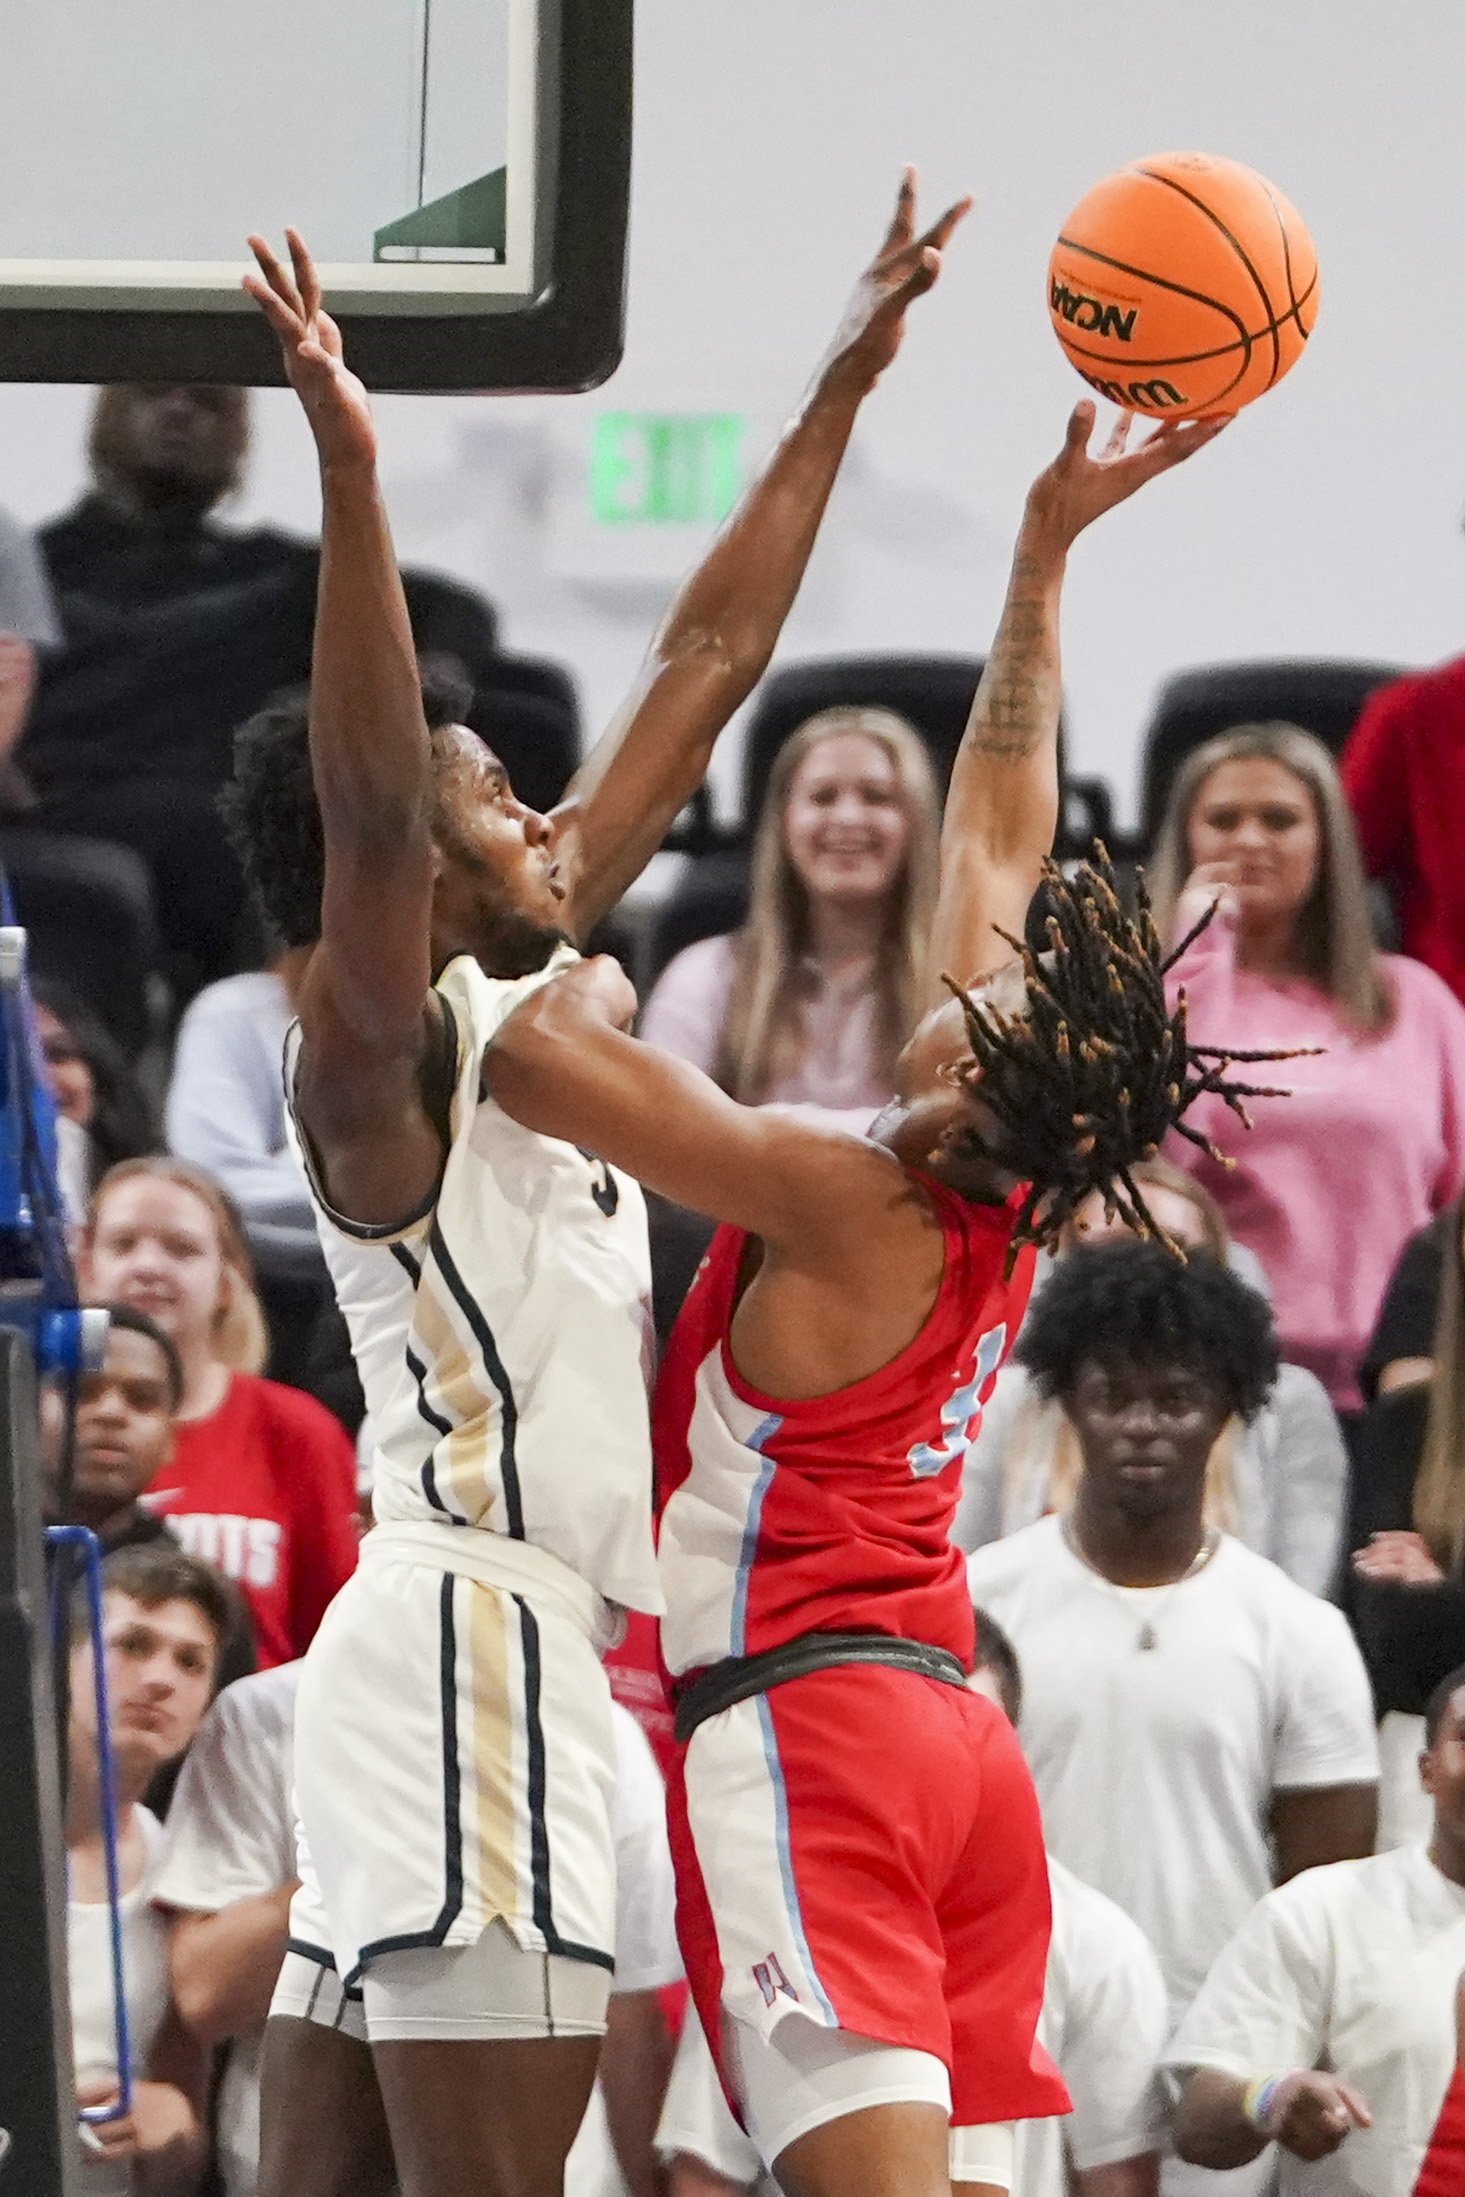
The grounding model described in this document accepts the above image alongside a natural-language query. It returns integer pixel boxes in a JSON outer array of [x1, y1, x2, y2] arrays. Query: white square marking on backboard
[[0, 0, 541, 308]]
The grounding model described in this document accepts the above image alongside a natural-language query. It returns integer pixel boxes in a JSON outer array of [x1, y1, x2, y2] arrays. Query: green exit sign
[[590, 412, 745, 526]]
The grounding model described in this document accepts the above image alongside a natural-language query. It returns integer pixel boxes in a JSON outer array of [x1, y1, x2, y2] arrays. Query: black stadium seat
[[0, 829, 162, 1057], [647, 653, 1104, 989], [1134, 658, 1406, 855]]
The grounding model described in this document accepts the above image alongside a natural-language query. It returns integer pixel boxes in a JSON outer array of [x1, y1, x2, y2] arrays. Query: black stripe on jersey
[[428, 1218, 525, 1539], [349, 1572, 466, 1984], [514, 1595, 615, 1973], [391, 1241, 423, 1287], [437, 1571, 466, 1927], [404, 1341, 466, 1520]]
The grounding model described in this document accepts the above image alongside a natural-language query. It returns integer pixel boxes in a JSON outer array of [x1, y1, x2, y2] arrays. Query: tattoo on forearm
[[962, 559, 1060, 762]]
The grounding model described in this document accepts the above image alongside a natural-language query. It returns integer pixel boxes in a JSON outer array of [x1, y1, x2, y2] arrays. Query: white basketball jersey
[[284, 947, 661, 1618]]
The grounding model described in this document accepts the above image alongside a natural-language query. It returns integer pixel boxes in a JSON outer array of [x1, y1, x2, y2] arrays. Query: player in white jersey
[[225, 188, 969, 2197]]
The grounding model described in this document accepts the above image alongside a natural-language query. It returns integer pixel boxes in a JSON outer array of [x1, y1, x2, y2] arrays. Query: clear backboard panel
[[0, 0, 632, 392]]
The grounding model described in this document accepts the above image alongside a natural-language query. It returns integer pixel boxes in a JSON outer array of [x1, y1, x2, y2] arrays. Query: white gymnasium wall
[[0, 0, 1461, 826]]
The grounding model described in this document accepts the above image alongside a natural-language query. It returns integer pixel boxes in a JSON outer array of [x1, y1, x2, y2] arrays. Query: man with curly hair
[[967, 1239, 1379, 2173], [488, 400, 1237, 2197], [228, 183, 973, 2197]]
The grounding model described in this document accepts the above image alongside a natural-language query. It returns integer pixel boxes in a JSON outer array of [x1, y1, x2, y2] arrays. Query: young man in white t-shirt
[[1166, 1659, 1465, 2197], [156, 1667, 683, 2197], [654, 1608, 1171, 2197], [68, 1542, 229, 2195], [965, 1241, 1379, 2038]]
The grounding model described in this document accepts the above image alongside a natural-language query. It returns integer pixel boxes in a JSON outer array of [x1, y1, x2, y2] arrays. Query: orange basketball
[[1047, 152, 1319, 417]]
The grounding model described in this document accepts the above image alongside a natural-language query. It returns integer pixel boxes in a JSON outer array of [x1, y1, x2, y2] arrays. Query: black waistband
[[672, 1631, 969, 1747]]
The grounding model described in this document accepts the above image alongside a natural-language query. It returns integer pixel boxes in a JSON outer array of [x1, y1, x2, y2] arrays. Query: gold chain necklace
[[1061, 1518, 1221, 1651]]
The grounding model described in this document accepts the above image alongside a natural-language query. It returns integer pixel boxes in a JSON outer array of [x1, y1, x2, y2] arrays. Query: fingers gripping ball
[[1048, 152, 1318, 416]]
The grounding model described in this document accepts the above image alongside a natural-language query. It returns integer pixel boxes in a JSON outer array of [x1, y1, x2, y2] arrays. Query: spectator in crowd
[[1146, 722, 1465, 1421], [157, 1666, 680, 2197], [16, 386, 301, 992], [1166, 1661, 1465, 2197], [1341, 656, 1465, 1010], [17, 386, 553, 996], [640, 707, 939, 1120], [68, 1541, 229, 2194], [165, 932, 326, 1388], [32, 977, 156, 1209], [1359, 1201, 1459, 1406], [154, 1662, 305, 2197], [655, 1607, 1170, 2197], [165, 931, 320, 1288], [1349, 1193, 1465, 1847], [954, 1159, 1347, 1596], [965, 1244, 1379, 2057], [42, 1303, 253, 1691], [82, 1157, 358, 1667], [0, 499, 61, 792]]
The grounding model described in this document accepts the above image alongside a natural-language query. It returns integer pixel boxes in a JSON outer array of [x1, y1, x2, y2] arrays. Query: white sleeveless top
[[284, 948, 662, 1618]]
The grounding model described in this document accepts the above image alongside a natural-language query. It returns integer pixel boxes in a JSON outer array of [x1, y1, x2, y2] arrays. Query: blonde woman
[[1148, 722, 1465, 1418], [640, 707, 939, 1120], [952, 1160, 1348, 1594], [82, 1157, 358, 1667]]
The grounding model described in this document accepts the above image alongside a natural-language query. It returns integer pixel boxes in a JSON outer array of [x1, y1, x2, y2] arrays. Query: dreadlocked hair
[[944, 845, 1313, 1265]]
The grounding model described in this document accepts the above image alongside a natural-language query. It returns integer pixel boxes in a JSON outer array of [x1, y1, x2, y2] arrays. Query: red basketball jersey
[[655, 1175, 1033, 1677]]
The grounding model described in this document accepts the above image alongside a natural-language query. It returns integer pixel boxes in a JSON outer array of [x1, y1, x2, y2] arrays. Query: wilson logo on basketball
[[1049, 279, 1137, 343], [1078, 371, 1187, 410]]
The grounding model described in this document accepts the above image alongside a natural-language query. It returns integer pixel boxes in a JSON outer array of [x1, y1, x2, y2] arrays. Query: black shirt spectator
[[1360, 1210, 1450, 1403], [17, 386, 565, 997], [1348, 1202, 1465, 1728]]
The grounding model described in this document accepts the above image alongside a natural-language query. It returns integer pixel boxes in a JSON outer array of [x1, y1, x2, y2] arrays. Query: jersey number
[[906, 1322, 1007, 1478], [578, 1150, 619, 1218]]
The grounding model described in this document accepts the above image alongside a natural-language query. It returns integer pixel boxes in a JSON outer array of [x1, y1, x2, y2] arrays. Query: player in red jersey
[[490, 394, 1281, 2197]]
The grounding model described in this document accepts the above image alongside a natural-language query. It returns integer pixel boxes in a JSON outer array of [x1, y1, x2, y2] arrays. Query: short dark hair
[[219, 656, 474, 950], [1425, 1663, 1465, 1747], [73, 1542, 233, 1660], [1016, 1238, 1278, 1422], [92, 1302, 184, 1411], [972, 1606, 1022, 1724]]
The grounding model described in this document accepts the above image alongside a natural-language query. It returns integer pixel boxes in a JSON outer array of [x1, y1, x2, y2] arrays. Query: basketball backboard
[[0, 0, 631, 392]]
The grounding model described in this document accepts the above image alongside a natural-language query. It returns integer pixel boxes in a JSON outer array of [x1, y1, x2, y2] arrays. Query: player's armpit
[[486, 963, 901, 1250], [290, 980, 454, 1232]]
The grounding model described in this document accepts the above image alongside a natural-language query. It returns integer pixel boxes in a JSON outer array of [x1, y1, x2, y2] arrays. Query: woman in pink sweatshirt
[[1147, 722, 1465, 1418]]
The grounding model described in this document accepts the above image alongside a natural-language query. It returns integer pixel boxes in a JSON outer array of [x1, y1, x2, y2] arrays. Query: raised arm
[[555, 173, 970, 937], [243, 233, 447, 1224], [487, 955, 899, 1257], [923, 404, 1229, 1004]]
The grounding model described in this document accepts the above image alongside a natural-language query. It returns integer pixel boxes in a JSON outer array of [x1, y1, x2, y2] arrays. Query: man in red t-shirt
[[1342, 658, 1465, 1008]]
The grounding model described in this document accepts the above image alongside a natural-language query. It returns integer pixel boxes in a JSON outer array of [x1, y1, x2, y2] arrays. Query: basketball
[[1047, 152, 1318, 417]]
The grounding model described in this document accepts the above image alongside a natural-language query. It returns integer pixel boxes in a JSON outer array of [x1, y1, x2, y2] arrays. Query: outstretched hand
[[821, 168, 972, 396], [1025, 400, 1230, 555], [243, 231, 376, 473]]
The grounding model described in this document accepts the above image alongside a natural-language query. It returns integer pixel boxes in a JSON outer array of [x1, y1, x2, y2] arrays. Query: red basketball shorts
[[666, 1662, 1068, 2129]]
